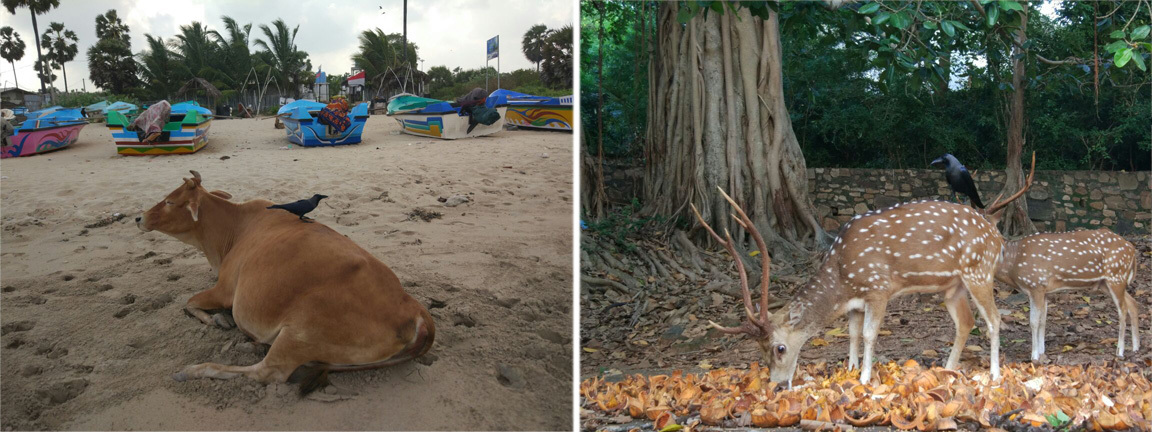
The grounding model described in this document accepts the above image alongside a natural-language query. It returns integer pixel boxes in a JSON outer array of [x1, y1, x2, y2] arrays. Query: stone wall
[[808, 168, 1151, 235]]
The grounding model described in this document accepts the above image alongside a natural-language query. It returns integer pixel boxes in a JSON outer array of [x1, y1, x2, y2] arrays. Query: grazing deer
[[996, 228, 1140, 361], [692, 154, 1035, 386]]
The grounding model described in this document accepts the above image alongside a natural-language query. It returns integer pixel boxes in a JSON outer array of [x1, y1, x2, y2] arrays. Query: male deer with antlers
[[693, 154, 1035, 387], [996, 228, 1140, 361]]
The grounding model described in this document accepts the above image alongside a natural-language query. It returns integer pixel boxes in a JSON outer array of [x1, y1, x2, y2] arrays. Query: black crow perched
[[267, 194, 328, 222], [931, 154, 985, 208]]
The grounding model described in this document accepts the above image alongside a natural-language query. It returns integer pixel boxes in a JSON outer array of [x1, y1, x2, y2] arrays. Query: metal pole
[[497, 39, 501, 90], [485, 59, 489, 92]]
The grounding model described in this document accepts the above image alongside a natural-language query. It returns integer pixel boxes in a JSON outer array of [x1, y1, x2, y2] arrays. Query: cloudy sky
[[1, 0, 572, 92]]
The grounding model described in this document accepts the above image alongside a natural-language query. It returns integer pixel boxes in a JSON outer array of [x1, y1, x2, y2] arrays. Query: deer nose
[[135, 217, 141, 223], [773, 381, 788, 392]]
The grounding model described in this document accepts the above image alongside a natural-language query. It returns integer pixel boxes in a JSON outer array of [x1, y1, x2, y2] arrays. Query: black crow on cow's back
[[267, 194, 328, 222]]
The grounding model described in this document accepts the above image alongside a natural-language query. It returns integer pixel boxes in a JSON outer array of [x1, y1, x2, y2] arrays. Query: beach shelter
[[177, 78, 222, 112]]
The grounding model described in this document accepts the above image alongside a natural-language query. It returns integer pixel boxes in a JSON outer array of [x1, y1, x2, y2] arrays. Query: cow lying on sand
[[137, 171, 435, 391]]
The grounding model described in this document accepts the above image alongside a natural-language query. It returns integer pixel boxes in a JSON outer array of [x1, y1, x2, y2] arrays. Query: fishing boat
[[489, 89, 573, 132], [2, 106, 87, 159], [386, 92, 508, 140], [106, 101, 212, 155], [277, 100, 369, 146]]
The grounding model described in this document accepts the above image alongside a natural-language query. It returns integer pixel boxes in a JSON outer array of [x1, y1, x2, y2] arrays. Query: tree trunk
[[583, 2, 608, 218], [1000, 8, 1036, 236], [61, 63, 68, 93], [31, 12, 46, 95], [9, 62, 16, 89], [644, 4, 828, 259]]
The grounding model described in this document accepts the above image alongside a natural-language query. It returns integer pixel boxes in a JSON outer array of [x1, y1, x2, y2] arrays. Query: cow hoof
[[171, 372, 189, 382], [212, 313, 235, 329]]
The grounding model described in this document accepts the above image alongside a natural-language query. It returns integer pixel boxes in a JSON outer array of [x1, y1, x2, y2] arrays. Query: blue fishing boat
[[2, 106, 87, 159], [386, 92, 509, 140], [277, 100, 369, 146]]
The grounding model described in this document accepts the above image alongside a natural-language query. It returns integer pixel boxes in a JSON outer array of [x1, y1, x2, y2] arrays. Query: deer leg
[[965, 279, 1001, 380], [185, 282, 234, 328], [1124, 291, 1140, 353], [943, 287, 974, 370], [1105, 281, 1127, 357], [173, 327, 309, 384], [847, 310, 864, 370], [1026, 290, 1047, 362], [858, 301, 888, 385]]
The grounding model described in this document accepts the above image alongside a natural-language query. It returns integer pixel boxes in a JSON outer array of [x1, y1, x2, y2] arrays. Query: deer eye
[[776, 345, 786, 355]]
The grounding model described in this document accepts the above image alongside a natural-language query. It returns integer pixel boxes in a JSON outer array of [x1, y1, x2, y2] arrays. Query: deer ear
[[787, 303, 804, 327]]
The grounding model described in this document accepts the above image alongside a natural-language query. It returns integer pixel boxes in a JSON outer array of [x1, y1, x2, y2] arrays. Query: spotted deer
[[692, 154, 1035, 386], [996, 228, 1140, 361]]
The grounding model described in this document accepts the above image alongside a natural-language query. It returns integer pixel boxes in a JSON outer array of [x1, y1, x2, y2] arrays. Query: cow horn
[[189, 170, 201, 182]]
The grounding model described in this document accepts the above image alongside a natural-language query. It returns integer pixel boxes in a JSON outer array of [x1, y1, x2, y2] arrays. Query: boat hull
[[392, 107, 508, 140], [505, 104, 573, 131], [2, 123, 86, 159], [282, 117, 367, 146], [108, 106, 211, 155]]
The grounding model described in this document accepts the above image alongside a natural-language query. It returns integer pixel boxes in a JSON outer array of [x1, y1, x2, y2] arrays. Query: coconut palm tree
[[137, 34, 186, 100], [254, 18, 310, 98], [40, 21, 77, 92], [2, 0, 58, 95], [0, 26, 25, 89], [521, 24, 548, 72], [351, 28, 417, 91], [212, 15, 253, 92], [175, 21, 220, 82]]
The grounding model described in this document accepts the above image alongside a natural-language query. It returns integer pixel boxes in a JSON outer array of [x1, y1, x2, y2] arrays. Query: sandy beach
[[0, 115, 573, 430]]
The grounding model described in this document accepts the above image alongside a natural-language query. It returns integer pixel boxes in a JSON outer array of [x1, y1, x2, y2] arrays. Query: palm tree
[[40, 22, 76, 92], [521, 24, 548, 72], [175, 21, 219, 82], [138, 34, 186, 100], [213, 16, 252, 91], [94, 9, 129, 42], [254, 19, 309, 97], [351, 28, 417, 91], [89, 9, 139, 94], [0, 26, 25, 88], [2, 0, 59, 95]]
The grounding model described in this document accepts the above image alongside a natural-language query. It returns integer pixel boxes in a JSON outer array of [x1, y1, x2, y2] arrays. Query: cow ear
[[187, 197, 200, 222], [209, 190, 233, 200], [184, 178, 197, 190]]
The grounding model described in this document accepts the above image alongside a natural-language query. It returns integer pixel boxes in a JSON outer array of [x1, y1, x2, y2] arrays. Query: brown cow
[[137, 170, 434, 387]]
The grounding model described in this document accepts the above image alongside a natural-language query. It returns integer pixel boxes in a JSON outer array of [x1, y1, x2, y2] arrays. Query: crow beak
[[930, 157, 944, 167]]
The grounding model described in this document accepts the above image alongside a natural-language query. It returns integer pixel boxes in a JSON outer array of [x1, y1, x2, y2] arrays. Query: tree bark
[[1000, 8, 1036, 236], [644, 5, 827, 259], [30, 12, 46, 95]]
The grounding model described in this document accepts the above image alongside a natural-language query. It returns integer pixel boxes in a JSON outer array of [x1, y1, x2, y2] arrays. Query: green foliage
[[54, 91, 138, 108], [588, 1, 1149, 171], [87, 10, 138, 94], [539, 24, 573, 89], [351, 28, 418, 91], [427, 67, 563, 101], [585, 198, 665, 252], [39, 21, 77, 91], [255, 19, 312, 98], [581, 1, 650, 158]]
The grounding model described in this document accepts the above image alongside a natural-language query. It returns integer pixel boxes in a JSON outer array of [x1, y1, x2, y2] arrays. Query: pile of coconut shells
[[580, 360, 1152, 430]]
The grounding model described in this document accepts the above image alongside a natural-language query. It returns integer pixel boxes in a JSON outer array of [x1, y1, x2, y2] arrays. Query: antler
[[690, 187, 773, 338], [985, 151, 1036, 215]]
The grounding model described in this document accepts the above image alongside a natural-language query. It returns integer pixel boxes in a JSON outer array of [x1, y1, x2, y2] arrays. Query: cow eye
[[165, 201, 174, 205]]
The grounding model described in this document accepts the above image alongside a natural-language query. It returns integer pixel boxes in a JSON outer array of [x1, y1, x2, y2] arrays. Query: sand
[[0, 116, 573, 430]]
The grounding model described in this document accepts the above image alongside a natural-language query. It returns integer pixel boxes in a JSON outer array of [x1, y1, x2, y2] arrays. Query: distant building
[[0, 87, 35, 109]]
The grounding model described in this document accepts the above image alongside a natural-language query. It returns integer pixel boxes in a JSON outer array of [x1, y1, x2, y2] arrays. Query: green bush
[[55, 92, 140, 109]]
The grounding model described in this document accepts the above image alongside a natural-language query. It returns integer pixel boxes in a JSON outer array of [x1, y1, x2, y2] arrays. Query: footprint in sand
[[1, 321, 35, 335], [36, 378, 88, 405]]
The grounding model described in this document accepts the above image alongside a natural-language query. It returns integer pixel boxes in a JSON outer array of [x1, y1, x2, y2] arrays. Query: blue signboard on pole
[[487, 35, 499, 60]]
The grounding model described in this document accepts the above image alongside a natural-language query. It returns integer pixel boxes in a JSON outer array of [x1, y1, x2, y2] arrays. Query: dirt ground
[[0, 116, 573, 430], [581, 235, 1152, 380]]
